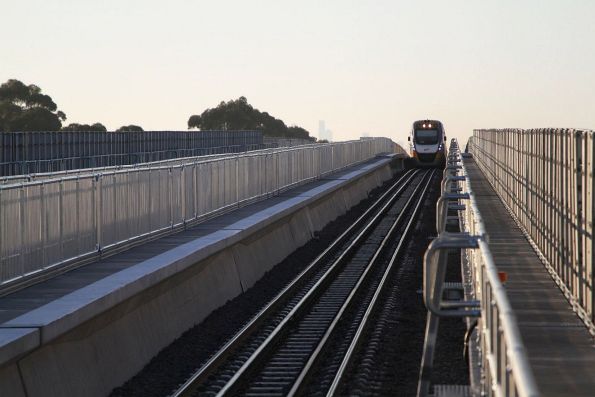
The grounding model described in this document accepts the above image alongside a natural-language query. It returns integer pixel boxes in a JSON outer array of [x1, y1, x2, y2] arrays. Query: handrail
[[0, 144, 272, 184], [0, 139, 390, 188], [418, 139, 539, 397], [462, 145, 539, 397], [0, 138, 395, 294], [423, 233, 480, 318]]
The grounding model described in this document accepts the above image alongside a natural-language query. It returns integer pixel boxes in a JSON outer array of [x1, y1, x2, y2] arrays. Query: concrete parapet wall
[[16, 250, 243, 397], [0, 156, 400, 397]]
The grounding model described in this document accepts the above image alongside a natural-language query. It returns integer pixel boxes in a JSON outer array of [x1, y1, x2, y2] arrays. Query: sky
[[2, 0, 594, 147]]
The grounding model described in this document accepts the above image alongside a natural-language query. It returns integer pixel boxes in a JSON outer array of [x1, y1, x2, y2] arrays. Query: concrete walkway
[[465, 156, 595, 397]]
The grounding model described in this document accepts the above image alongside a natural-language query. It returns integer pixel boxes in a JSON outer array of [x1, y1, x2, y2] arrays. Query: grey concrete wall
[[0, 159, 398, 397], [0, 364, 25, 397], [17, 250, 243, 397]]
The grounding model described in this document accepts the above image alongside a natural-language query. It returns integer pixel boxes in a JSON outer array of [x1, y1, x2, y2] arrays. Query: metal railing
[[0, 144, 294, 185], [0, 138, 394, 294], [0, 130, 263, 176], [418, 140, 538, 397], [263, 137, 315, 147], [470, 129, 595, 334]]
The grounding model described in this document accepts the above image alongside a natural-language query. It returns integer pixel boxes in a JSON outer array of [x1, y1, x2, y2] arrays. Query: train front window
[[414, 129, 439, 145]]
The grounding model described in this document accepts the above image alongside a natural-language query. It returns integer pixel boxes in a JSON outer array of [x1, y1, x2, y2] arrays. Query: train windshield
[[414, 129, 439, 145]]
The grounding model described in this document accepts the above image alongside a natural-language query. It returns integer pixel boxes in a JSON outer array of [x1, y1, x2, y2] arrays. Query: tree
[[187, 97, 312, 139], [287, 126, 315, 140], [187, 115, 201, 129], [61, 122, 107, 132], [116, 125, 143, 132], [0, 79, 66, 132]]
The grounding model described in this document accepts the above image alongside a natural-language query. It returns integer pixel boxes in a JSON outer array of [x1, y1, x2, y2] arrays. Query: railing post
[[169, 167, 174, 228], [40, 182, 47, 268], [76, 177, 81, 257], [95, 174, 102, 253]]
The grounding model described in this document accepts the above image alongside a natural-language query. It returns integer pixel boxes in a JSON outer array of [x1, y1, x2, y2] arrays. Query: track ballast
[[172, 168, 436, 397]]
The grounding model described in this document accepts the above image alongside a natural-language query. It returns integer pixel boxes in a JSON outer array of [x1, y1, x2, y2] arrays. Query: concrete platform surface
[[465, 157, 595, 397]]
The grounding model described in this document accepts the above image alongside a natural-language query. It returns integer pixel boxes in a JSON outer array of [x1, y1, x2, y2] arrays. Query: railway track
[[172, 168, 436, 397]]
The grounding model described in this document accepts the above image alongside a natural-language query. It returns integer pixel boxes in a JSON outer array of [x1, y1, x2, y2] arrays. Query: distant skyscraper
[[318, 120, 332, 141], [318, 120, 326, 140]]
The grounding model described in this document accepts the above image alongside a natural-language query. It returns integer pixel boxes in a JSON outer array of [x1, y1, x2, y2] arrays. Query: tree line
[[188, 96, 313, 140], [0, 80, 144, 133], [0, 79, 313, 140]]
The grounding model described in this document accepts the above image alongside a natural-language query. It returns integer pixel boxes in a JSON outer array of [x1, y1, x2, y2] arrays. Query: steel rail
[[289, 169, 435, 397], [215, 169, 430, 397], [325, 169, 435, 396], [170, 169, 420, 397]]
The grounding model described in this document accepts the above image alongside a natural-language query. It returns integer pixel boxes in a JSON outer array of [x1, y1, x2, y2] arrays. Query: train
[[406, 119, 447, 168]]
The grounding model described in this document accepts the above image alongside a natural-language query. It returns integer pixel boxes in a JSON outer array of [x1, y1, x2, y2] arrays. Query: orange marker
[[498, 271, 508, 284]]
